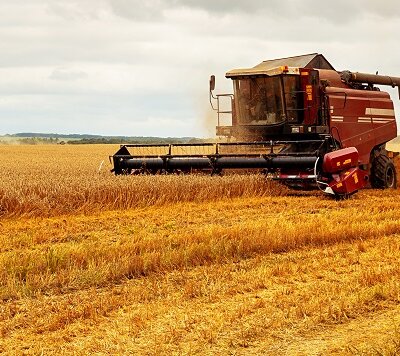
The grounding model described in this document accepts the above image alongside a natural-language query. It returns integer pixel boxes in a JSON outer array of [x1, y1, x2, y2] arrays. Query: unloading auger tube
[[341, 71, 400, 99], [111, 140, 369, 198]]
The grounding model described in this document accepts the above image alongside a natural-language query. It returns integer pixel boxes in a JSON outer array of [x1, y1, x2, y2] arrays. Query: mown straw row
[[1, 193, 400, 300], [1, 217, 400, 354]]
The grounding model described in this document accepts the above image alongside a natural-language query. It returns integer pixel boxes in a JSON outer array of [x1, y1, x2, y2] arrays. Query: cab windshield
[[233, 75, 302, 125]]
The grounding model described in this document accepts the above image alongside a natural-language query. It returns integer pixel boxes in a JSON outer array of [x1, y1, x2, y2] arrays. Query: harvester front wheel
[[371, 155, 397, 189]]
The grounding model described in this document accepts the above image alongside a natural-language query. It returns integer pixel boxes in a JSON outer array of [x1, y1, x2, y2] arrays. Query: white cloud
[[0, 0, 399, 136]]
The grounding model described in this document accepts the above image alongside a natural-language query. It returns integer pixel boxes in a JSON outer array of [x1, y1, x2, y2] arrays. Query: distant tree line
[[67, 137, 212, 144], [4, 133, 214, 145]]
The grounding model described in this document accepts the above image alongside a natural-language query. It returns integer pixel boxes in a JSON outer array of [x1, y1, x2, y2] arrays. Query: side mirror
[[209, 75, 215, 92]]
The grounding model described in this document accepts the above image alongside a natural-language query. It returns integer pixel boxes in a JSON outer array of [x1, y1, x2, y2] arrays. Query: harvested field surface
[[1, 144, 400, 355]]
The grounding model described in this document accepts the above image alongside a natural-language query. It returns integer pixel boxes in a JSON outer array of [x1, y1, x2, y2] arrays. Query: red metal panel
[[329, 167, 368, 195], [326, 86, 397, 165], [323, 147, 359, 173], [368, 99, 397, 148]]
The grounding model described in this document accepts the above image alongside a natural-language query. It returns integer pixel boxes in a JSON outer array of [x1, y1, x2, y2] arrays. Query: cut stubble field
[[1, 144, 400, 355]]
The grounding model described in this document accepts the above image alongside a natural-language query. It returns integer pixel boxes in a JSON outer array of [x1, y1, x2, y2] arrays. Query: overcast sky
[[1, 0, 399, 137]]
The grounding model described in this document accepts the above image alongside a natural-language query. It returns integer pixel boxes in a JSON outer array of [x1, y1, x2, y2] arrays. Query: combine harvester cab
[[112, 53, 399, 198]]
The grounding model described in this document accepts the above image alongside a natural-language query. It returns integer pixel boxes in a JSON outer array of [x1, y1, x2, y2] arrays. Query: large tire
[[371, 155, 397, 189]]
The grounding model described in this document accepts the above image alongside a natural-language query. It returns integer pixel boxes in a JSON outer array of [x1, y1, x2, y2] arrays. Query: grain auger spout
[[112, 53, 399, 198]]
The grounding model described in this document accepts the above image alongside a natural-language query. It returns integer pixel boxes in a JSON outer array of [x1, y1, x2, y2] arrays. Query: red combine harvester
[[112, 54, 399, 197]]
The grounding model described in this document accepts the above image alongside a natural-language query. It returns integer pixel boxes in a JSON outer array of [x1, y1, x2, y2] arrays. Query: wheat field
[[1, 144, 400, 355]]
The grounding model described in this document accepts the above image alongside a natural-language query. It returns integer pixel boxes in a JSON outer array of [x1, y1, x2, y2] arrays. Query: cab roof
[[226, 53, 335, 78]]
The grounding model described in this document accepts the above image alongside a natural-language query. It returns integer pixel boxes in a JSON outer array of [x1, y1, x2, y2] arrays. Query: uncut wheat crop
[[0, 144, 290, 218]]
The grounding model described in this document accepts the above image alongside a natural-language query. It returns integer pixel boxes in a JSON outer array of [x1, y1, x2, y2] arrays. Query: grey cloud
[[109, 0, 167, 21], [49, 68, 88, 81], [46, 0, 107, 21], [106, 0, 400, 23], [181, 0, 400, 19], [173, 0, 284, 14], [106, 0, 286, 21]]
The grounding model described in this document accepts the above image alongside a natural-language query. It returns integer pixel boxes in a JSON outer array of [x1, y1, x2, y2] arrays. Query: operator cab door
[[283, 69, 320, 125], [299, 69, 320, 125], [283, 75, 303, 124]]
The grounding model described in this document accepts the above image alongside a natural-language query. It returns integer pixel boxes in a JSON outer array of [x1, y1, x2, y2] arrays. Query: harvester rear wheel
[[371, 154, 397, 189]]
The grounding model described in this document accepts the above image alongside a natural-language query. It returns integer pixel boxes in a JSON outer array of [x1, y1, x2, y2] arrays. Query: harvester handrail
[[120, 139, 325, 148], [113, 152, 320, 158], [120, 143, 216, 148], [115, 140, 326, 158]]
